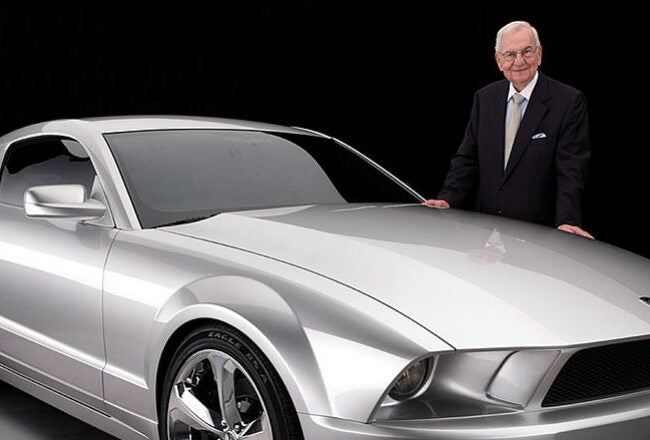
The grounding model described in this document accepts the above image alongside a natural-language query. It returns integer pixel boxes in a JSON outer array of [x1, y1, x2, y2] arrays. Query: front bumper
[[299, 390, 650, 439]]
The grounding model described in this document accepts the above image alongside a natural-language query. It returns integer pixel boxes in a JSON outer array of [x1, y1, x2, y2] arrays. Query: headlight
[[389, 358, 432, 401], [373, 349, 561, 422]]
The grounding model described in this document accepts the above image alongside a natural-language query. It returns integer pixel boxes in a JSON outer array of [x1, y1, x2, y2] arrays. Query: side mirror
[[24, 184, 107, 220]]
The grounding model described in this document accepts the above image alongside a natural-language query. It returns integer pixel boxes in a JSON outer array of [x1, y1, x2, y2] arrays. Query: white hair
[[495, 20, 541, 52]]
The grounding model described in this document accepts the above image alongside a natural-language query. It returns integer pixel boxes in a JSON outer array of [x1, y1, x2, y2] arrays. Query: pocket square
[[532, 132, 547, 139]]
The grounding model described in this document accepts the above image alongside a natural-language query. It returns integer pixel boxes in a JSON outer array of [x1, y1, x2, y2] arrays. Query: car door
[[0, 135, 116, 409]]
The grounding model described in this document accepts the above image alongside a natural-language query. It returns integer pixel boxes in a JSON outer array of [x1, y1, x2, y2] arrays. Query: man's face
[[495, 28, 542, 91]]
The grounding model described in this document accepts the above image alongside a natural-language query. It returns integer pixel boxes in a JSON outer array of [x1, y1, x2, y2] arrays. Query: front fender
[[149, 272, 451, 423], [102, 229, 451, 436]]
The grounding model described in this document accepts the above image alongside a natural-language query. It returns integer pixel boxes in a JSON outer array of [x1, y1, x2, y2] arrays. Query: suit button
[[497, 210, 503, 215]]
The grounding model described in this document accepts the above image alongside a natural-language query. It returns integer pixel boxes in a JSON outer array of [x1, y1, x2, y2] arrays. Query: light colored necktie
[[504, 93, 525, 168]]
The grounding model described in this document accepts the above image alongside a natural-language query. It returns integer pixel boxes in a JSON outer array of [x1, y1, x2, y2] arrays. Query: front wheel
[[159, 324, 303, 440]]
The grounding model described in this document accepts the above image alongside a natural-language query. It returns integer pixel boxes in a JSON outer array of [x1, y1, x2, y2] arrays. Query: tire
[[159, 324, 304, 440]]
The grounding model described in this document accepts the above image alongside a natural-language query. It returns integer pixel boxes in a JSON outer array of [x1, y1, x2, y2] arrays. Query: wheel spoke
[[240, 413, 272, 439], [168, 381, 226, 438], [241, 427, 273, 440], [207, 352, 243, 428]]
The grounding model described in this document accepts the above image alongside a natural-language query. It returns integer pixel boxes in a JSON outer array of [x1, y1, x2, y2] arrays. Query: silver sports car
[[1, 116, 650, 440]]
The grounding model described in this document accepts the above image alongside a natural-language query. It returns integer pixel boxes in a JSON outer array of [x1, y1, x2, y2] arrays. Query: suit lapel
[[502, 75, 550, 182]]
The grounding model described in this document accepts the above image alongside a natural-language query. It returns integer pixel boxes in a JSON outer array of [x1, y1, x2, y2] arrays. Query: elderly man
[[425, 20, 593, 239]]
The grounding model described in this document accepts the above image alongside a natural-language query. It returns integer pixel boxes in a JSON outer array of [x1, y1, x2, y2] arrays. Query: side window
[[0, 137, 96, 208]]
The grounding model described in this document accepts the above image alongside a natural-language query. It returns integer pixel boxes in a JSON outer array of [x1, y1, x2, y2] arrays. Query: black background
[[1, 1, 647, 258]]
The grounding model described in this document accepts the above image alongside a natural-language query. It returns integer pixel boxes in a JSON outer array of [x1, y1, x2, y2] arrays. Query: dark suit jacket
[[438, 72, 591, 227]]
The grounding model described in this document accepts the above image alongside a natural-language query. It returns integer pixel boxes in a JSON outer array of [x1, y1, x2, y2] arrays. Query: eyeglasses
[[497, 45, 538, 62]]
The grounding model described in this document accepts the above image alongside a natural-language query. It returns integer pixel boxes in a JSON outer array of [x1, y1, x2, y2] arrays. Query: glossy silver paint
[[1, 116, 650, 440], [24, 184, 107, 219]]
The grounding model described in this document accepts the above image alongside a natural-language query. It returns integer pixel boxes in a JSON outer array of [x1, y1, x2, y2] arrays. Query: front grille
[[542, 338, 650, 407]]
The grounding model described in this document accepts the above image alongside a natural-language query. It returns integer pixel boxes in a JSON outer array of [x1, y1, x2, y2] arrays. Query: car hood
[[163, 204, 650, 350]]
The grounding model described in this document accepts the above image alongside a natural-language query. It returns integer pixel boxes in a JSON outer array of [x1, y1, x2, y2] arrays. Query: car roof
[[0, 115, 324, 147]]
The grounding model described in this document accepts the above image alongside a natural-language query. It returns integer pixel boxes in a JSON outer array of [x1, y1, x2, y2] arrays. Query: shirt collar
[[507, 71, 539, 101]]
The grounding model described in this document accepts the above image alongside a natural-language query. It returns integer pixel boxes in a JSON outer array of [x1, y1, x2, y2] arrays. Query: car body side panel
[[0, 204, 115, 409], [0, 365, 150, 440], [102, 229, 450, 431]]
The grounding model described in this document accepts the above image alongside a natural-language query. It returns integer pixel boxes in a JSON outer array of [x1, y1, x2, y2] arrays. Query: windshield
[[105, 129, 420, 228]]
